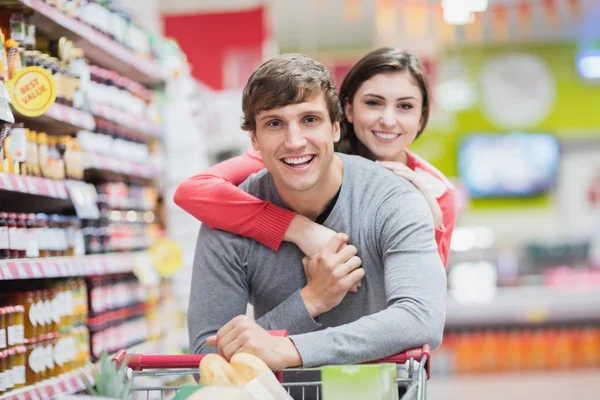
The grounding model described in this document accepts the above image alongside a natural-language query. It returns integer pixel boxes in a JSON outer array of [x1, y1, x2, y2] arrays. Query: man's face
[[251, 93, 340, 193]]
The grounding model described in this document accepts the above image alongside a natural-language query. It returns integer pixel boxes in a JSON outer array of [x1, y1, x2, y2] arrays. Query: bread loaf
[[199, 354, 247, 386], [230, 353, 271, 383]]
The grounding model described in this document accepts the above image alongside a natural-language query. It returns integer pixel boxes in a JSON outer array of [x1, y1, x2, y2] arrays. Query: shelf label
[[14, 175, 28, 193], [0, 173, 14, 191], [31, 262, 43, 278], [16, 262, 27, 278], [8, 67, 57, 117], [1, 264, 13, 279]]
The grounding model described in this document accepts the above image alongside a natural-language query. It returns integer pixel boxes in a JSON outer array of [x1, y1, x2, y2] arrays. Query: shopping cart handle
[[364, 344, 431, 378]]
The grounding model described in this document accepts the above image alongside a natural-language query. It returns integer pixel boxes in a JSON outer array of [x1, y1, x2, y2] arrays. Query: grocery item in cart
[[199, 353, 292, 400]]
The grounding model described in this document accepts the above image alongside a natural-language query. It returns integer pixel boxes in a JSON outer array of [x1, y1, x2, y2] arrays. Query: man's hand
[[284, 215, 362, 292], [206, 315, 302, 370], [300, 233, 365, 318]]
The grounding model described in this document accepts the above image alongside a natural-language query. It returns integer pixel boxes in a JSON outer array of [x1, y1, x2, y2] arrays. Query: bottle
[[35, 213, 49, 258], [16, 214, 27, 259], [9, 12, 25, 44], [0, 30, 8, 84], [0, 213, 9, 260], [25, 214, 39, 258], [26, 130, 40, 178], [37, 133, 50, 179], [0, 308, 7, 352], [7, 213, 18, 259], [8, 124, 27, 176], [7, 306, 24, 348], [12, 346, 25, 389], [24, 14, 35, 51], [5, 39, 23, 80], [0, 349, 6, 394]]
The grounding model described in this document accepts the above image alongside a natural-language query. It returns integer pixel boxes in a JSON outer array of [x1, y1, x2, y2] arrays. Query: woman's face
[[345, 70, 424, 162]]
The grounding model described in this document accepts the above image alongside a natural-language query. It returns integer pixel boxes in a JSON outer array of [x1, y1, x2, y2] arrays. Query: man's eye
[[304, 116, 319, 124], [267, 121, 282, 127]]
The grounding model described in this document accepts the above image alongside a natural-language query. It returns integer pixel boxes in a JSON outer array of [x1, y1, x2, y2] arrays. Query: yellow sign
[[9, 66, 56, 117], [149, 238, 184, 278]]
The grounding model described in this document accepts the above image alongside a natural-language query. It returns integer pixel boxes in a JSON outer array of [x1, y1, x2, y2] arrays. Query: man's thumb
[[206, 335, 217, 347]]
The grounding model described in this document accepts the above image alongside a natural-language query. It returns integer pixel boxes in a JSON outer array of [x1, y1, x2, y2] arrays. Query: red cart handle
[[113, 330, 430, 379]]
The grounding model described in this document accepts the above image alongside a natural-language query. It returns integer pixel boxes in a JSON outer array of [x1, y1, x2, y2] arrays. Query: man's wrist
[[280, 337, 302, 368], [300, 287, 323, 318]]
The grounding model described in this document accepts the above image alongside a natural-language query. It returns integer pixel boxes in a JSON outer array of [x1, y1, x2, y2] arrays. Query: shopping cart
[[113, 333, 430, 400]]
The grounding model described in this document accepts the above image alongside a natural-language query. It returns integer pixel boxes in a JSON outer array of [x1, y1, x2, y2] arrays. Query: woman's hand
[[284, 215, 361, 292], [378, 161, 443, 229]]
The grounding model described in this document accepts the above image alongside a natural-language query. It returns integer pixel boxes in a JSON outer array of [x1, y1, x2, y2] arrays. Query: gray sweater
[[188, 153, 447, 368]]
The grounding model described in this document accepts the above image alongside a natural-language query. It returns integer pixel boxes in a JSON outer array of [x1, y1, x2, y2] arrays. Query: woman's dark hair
[[336, 48, 430, 156]]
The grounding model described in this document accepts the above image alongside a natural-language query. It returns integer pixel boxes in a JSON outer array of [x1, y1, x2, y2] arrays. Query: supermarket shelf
[[445, 285, 600, 328], [12, 103, 96, 134], [20, 0, 164, 85], [84, 153, 159, 181], [0, 173, 72, 212], [0, 368, 93, 400], [90, 103, 160, 139], [0, 251, 145, 280]]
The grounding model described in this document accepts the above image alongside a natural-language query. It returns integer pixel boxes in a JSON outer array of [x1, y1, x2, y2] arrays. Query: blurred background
[[0, 0, 599, 399]]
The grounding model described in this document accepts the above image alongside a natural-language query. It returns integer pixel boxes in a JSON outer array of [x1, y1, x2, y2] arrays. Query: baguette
[[199, 354, 247, 386], [230, 353, 271, 383]]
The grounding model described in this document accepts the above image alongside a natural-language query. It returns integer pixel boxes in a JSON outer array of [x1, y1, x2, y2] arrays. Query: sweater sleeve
[[434, 188, 458, 267], [173, 150, 296, 251], [288, 190, 447, 368]]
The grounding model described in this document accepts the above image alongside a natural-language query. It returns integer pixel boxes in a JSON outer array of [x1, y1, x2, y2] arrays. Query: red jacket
[[173, 150, 457, 266]]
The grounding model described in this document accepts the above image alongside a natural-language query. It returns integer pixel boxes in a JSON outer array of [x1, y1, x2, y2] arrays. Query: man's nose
[[284, 124, 307, 150]]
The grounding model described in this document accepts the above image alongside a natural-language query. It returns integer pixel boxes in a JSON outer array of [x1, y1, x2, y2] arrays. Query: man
[[188, 54, 446, 370]]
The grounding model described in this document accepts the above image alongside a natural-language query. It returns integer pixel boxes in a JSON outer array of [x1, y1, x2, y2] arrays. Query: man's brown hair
[[241, 54, 342, 133]]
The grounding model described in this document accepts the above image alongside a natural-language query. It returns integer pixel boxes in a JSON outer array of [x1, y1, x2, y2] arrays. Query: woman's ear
[[344, 98, 353, 123]]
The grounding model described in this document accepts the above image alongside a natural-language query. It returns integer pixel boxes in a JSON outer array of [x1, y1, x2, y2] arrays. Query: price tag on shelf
[[1, 264, 13, 279], [14, 175, 28, 193], [46, 180, 58, 198], [16, 262, 27, 278], [31, 262, 43, 278], [0, 173, 14, 191], [26, 177, 38, 194]]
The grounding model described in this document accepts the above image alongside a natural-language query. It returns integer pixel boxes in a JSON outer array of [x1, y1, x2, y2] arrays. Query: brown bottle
[[16, 214, 27, 259], [0, 212, 9, 260], [7, 213, 18, 259]]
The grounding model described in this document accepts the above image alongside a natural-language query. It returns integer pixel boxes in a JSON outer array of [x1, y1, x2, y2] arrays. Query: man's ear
[[251, 131, 260, 151], [333, 121, 341, 143], [343, 98, 353, 123]]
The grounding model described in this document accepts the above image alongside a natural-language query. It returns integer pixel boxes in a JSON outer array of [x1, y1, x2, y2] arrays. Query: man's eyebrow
[[362, 93, 417, 101], [257, 113, 283, 122], [299, 110, 326, 117]]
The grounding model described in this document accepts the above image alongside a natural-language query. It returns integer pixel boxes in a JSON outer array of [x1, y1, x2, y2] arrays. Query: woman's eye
[[398, 103, 413, 110], [366, 100, 381, 106]]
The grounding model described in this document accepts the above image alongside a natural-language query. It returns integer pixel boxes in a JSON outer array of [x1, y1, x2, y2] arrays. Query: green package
[[321, 363, 399, 400]]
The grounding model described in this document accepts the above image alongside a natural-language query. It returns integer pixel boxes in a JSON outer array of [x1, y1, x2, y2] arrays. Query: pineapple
[[83, 351, 132, 399]]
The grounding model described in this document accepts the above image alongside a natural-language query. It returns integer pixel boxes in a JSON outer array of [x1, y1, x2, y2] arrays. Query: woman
[[173, 48, 456, 266]]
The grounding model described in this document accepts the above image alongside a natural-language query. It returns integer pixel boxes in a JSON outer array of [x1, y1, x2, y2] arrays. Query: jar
[[25, 340, 38, 385], [42, 335, 55, 379], [0, 308, 7, 351], [12, 346, 25, 389], [0, 212, 9, 260], [4, 348, 13, 393], [7, 213, 18, 259], [8, 306, 24, 348], [42, 290, 52, 335], [22, 291, 38, 339], [47, 215, 59, 257], [49, 288, 60, 334], [16, 214, 27, 258], [25, 213, 39, 258], [35, 213, 50, 258], [0, 350, 6, 394]]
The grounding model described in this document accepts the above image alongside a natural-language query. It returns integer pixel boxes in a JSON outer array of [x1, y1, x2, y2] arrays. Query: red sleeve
[[173, 150, 296, 251], [434, 188, 457, 268]]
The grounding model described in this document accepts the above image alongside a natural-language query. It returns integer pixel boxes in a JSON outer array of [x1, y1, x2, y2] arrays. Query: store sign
[[8, 66, 56, 117]]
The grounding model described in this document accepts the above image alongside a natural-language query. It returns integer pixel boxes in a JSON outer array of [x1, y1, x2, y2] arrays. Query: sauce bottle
[[7, 213, 18, 259], [7, 306, 24, 348], [16, 214, 27, 258], [0, 213, 9, 259]]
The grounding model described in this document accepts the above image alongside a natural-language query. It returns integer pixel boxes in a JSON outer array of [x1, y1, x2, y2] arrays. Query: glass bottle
[[16, 214, 27, 259], [0, 213, 9, 259], [7, 213, 18, 259], [7, 306, 24, 348], [35, 213, 49, 258]]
